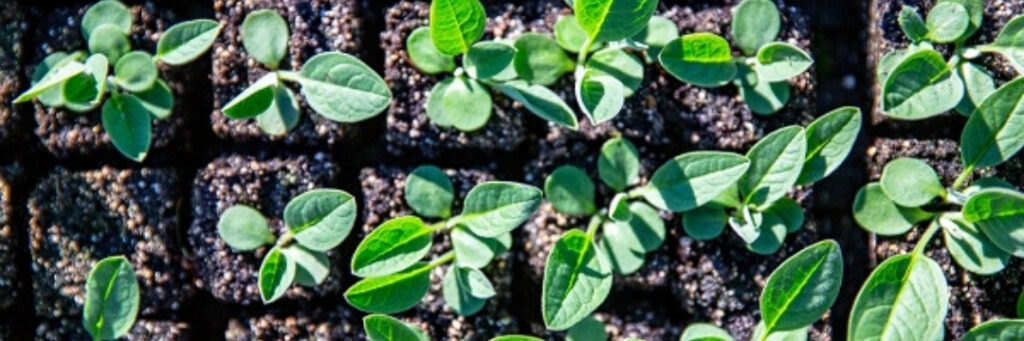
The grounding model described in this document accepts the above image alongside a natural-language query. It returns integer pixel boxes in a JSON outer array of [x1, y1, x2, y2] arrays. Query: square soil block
[[36, 318, 191, 341], [188, 152, 344, 305], [27, 167, 192, 318], [225, 305, 360, 340], [867, 0, 1023, 135], [0, 174, 15, 310], [210, 0, 368, 146], [865, 137, 1024, 339], [359, 166, 520, 339], [0, 1, 26, 149], [25, 2, 204, 162]]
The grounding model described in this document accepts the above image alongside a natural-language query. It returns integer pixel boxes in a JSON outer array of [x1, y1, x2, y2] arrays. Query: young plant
[[679, 240, 843, 341], [961, 320, 1024, 340], [82, 255, 140, 341], [216, 188, 357, 303], [14, 0, 222, 161], [221, 10, 391, 135], [879, 0, 1024, 119], [364, 313, 549, 341], [345, 166, 541, 315], [406, 0, 578, 131]]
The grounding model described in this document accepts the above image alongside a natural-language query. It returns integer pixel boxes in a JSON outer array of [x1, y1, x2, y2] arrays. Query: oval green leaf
[[255, 85, 300, 136], [641, 151, 750, 212], [738, 64, 791, 115], [281, 245, 330, 287], [495, 80, 578, 129], [761, 240, 843, 333], [766, 197, 805, 233], [880, 158, 944, 207], [681, 323, 734, 341], [555, 15, 593, 53], [442, 266, 495, 316], [899, 6, 928, 42], [848, 253, 949, 341], [456, 181, 542, 237], [259, 247, 296, 303], [114, 51, 158, 92], [83, 256, 139, 341], [955, 61, 997, 116], [452, 227, 510, 268], [577, 72, 625, 124], [962, 320, 1024, 341], [88, 24, 131, 65], [351, 216, 433, 278], [586, 47, 644, 96], [567, 316, 607, 341], [755, 42, 813, 83], [545, 165, 597, 217], [513, 33, 574, 86], [156, 19, 223, 65], [963, 188, 1024, 257], [940, 214, 1010, 275], [430, 0, 487, 55], [961, 77, 1024, 168], [217, 205, 273, 251], [222, 72, 278, 119], [925, 2, 970, 43], [574, 0, 659, 43], [364, 314, 430, 341], [441, 77, 492, 131], [407, 27, 456, 75], [797, 106, 862, 185], [597, 137, 640, 192], [659, 33, 737, 88], [345, 263, 431, 314], [102, 94, 152, 162], [464, 41, 517, 81], [741, 126, 807, 207], [241, 9, 289, 69], [405, 165, 455, 218], [881, 48, 963, 119], [63, 54, 108, 113], [82, 0, 132, 38], [135, 79, 174, 119], [297, 52, 392, 122], [284, 188, 356, 251], [731, 0, 781, 55], [541, 229, 612, 331], [683, 205, 728, 241], [852, 182, 933, 235]]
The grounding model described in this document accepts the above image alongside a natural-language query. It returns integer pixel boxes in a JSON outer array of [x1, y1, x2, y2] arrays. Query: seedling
[[216, 188, 357, 303], [345, 166, 541, 316], [14, 0, 222, 161], [82, 255, 140, 341], [406, 0, 578, 131], [221, 10, 391, 135], [879, 0, 1024, 119], [364, 313, 549, 341], [679, 240, 843, 341]]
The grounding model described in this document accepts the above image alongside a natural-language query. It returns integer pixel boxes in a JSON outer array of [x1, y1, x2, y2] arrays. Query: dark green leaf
[[241, 9, 289, 69], [156, 19, 222, 65], [82, 0, 132, 39], [464, 41, 517, 81], [881, 49, 963, 119], [899, 6, 928, 42], [600, 202, 665, 275], [457, 181, 542, 237], [731, 0, 780, 55], [259, 247, 295, 303], [217, 205, 273, 251], [848, 254, 949, 341], [18, 56, 85, 105], [554, 15, 598, 53], [407, 27, 456, 74], [761, 240, 843, 332], [63, 54, 108, 113], [102, 94, 152, 162], [745, 211, 788, 255], [490, 336, 544, 341], [405, 165, 455, 218], [797, 106, 862, 185], [574, 0, 659, 43], [135, 80, 174, 119], [740, 126, 807, 207], [430, 0, 487, 55], [963, 188, 1024, 257], [879, 158, 944, 207], [633, 15, 678, 61], [27, 52, 76, 106], [641, 151, 750, 212], [752, 323, 808, 341], [513, 33, 574, 86], [222, 73, 277, 119], [363, 314, 429, 341], [608, 193, 632, 222], [284, 188, 356, 251], [542, 230, 612, 330], [682, 205, 727, 240], [351, 216, 433, 278], [495, 80, 578, 129], [567, 316, 607, 341], [345, 263, 432, 314], [961, 77, 1024, 168], [939, 0, 984, 40], [442, 266, 487, 316], [545, 165, 597, 216], [597, 137, 640, 192], [83, 256, 139, 341], [297, 52, 392, 122], [766, 197, 804, 233], [659, 33, 737, 87]]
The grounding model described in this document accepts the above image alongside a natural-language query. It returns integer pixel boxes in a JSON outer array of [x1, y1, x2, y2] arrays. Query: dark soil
[[26, 167, 192, 318], [210, 0, 369, 147], [0, 1, 26, 149], [0, 175, 16, 310], [187, 153, 345, 306], [224, 305, 361, 340], [36, 318, 192, 341]]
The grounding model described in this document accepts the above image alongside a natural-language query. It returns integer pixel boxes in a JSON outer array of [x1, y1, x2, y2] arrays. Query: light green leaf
[[241, 9, 289, 69], [939, 0, 984, 40], [102, 94, 152, 162], [752, 323, 808, 341], [755, 42, 813, 82], [113, 51, 158, 92], [281, 245, 330, 287], [513, 33, 574, 86], [567, 316, 607, 341], [731, 0, 781, 55], [925, 2, 970, 43], [963, 188, 1024, 257], [852, 182, 933, 235], [442, 266, 488, 316], [216, 205, 273, 251], [17, 56, 86, 104], [601, 202, 665, 275], [797, 106, 862, 185], [441, 77, 492, 131], [761, 240, 843, 333], [545, 165, 597, 216], [740, 126, 807, 207], [222, 72, 278, 119], [407, 27, 456, 74], [495, 80, 578, 129], [297, 52, 392, 123], [899, 6, 928, 42], [940, 214, 1010, 275], [955, 61, 996, 116], [960, 77, 1024, 168], [83, 256, 139, 341], [452, 227, 510, 268], [737, 64, 791, 115], [259, 247, 296, 303], [633, 15, 678, 61], [464, 41, 517, 81], [598, 224, 644, 275], [430, 0, 487, 55], [345, 263, 432, 314], [352, 216, 433, 278], [405, 165, 454, 218], [659, 33, 737, 88], [490, 336, 544, 341], [682, 205, 727, 240], [577, 71, 625, 124], [574, 0, 659, 43], [608, 193, 632, 222], [981, 16, 1024, 74], [28, 52, 76, 107], [542, 230, 612, 331], [848, 253, 948, 341], [457, 181, 542, 237], [880, 158, 944, 207], [156, 19, 223, 65], [63, 54, 108, 113], [255, 85, 300, 135], [88, 24, 131, 65], [364, 314, 430, 341], [284, 188, 357, 251], [680, 323, 734, 341], [641, 151, 750, 212], [766, 197, 804, 233], [135, 80, 174, 119], [82, 0, 132, 38], [586, 47, 644, 96], [962, 320, 1024, 341], [555, 15, 599, 53], [598, 137, 640, 192], [426, 78, 455, 127], [881, 49, 963, 119], [745, 211, 788, 255]]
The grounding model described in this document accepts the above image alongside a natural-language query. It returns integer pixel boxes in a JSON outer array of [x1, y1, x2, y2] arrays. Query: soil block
[[528, 298, 684, 340], [27, 167, 192, 318], [0, 1, 26, 149], [0, 174, 16, 310], [359, 165, 520, 339], [210, 0, 368, 146], [867, 0, 1023, 135], [25, 1, 204, 162], [865, 137, 1024, 338], [224, 305, 360, 340], [36, 318, 191, 341], [188, 152, 344, 306]]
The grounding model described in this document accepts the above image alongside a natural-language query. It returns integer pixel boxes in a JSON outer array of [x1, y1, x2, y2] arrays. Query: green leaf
[[407, 27, 456, 74], [761, 240, 843, 332], [731, 0, 781, 55], [577, 71, 625, 124], [464, 41, 517, 81], [567, 316, 607, 341], [981, 16, 1024, 74], [102, 94, 152, 162], [633, 15, 678, 61], [899, 6, 928, 42], [440, 77, 492, 131], [555, 15, 599, 53], [598, 137, 640, 192], [82, 0, 132, 39], [135, 80, 174, 119], [962, 320, 1024, 341], [429, 0, 487, 55], [490, 336, 544, 341], [88, 24, 132, 65], [495, 80, 578, 129], [797, 106, 862, 185], [259, 247, 296, 303], [848, 254, 949, 341], [598, 225, 644, 275], [682, 205, 727, 240], [426, 78, 455, 127], [955, 61, 997, 116], [364, 314, 430, 341], [405, 165, 455, 218], [83, 256, 139, 341], [63, 54, 108, 113], [513, 33, 574, 86], [939, 0, 985, 40], [296, 52, 392, 122], [442, 266, 495, 316], [600, 202, 665, 275], [752, 323, 808, 341], [16, 56, 85, 104], [1019, 293, 1024, 317], [456, 181, 542, 237], [766, 197, 804, 233], [156, 19, 222, 65], [216, 205, 273, 251], [740, 126, 807, 207], [586, 48, 644, 96], [641, 151, 750, 212], [852, 182, 933, 235], [284, 189, 356, 251], [222, 72, 278, 119], [881, 49, 963, 119], [680, 323, 734, 341], [542, 230, 613, 331], [755, 42, 813, 82], [113, 51, 158, 93], [737, 63, 790, 115], [879, 158, 944, 207], [28, 52, 76, 106], [351, 216, 433, 278], [241, 9, 289, 69], [744, 211, 788, 255], [940, 214, 1010, 275], [925, 2, 970, 43], [659, 33, 737, 87], [545, 165, 597, 216], [281, 245, 330, 287], [608, 193, 632, 222], [256, 85, 300, 136], [452, 227, 510, 268], [963, 188, 1024, 257], [574, 0, 659, 43], [961, 77, 1024, 168], [345, 263, 431, 314]]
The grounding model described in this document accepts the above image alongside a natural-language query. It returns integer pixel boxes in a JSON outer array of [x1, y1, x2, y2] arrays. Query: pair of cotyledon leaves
[[345, 165, 541, 315], [15, 0, 221, 161], [221, 9, 391, 136], [216, 188, 356, 303]]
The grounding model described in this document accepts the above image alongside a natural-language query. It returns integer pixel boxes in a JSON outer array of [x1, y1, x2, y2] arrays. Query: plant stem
[[952, 165, 974, 190], [427, 251, 456, 269], [427, 220, 448, 232], [276, 70, 301, 83], [275, 231, 294, 248], [585, 215, 603, 240], [912, 220, 941, 256], [578, 37, 594, 67]]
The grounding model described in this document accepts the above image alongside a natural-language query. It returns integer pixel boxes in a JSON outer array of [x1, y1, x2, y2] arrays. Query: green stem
[[952, 165, 974, 190], [912, 220, 941, 256], [276, 70, 301, 83], [427, 220, 448, 232], [578, 37, 595, 67], [585, 215, 603, 240], [274, 231, 294, 248], [427, 251, 456, 269]]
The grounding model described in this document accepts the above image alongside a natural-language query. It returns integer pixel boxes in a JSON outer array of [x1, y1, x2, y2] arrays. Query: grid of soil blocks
[[359, 166, 520, 339], [224, 305, 361, 340], [26, 167, 193, 319], [864, 138, 1024, 339], [188, 153, 346, 305], [0, 174, 16, 310], [0, 1, 26, 149], [35, 319, 192, 341], [210, 0, 369, 146], [24, 1, 204, 162]]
